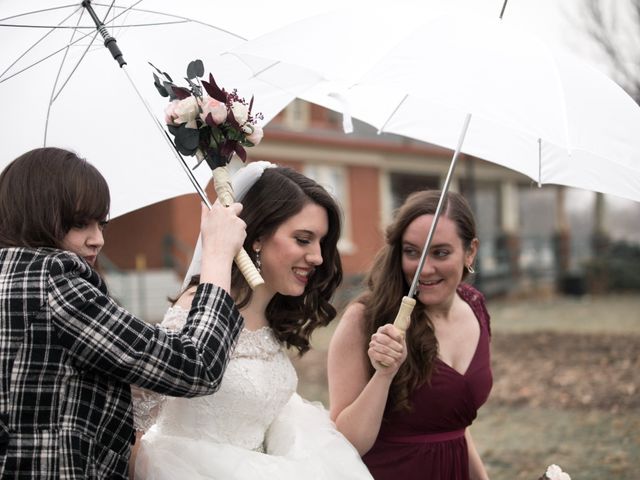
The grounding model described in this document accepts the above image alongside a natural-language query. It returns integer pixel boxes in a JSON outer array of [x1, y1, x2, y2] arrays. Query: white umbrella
[[231, 6, 640, 203], [230, 4, 640, 328], [0, 0, 322, 217]]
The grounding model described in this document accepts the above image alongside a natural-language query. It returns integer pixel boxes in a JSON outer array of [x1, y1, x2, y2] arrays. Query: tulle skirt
[[134, 394, 372, 479]]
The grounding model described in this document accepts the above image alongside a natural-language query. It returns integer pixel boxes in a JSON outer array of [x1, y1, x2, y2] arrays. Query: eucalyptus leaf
[[187, 59, 205, 79], [194, 60, 204, 77], [165, 82, 177, 100], [153, 73, 169, 97], [148, 62, 164, 77], [175, 124, 200, 153]]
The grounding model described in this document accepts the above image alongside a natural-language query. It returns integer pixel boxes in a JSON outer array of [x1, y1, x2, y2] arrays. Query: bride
[[132, 162, 372, 479]]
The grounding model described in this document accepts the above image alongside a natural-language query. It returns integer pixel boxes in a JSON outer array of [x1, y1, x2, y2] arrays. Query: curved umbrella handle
[[212, 166, 265, 289]]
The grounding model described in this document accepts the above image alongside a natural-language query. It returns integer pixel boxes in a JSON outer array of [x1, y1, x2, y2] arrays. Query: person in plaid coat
[[0, 147, 247, 479]]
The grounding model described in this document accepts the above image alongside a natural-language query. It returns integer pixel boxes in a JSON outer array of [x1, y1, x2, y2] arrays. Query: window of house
[[304, 164, 354, 253], [389, 172, 440, 210], [283, 99, 310, 131]]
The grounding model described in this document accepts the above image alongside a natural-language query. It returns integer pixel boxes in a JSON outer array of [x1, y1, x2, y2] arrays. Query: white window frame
[[303, 163, 355, 254]]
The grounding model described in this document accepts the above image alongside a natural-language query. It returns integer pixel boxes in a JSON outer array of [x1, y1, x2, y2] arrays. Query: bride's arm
[[131, 386, 166, 432], [130, 286, 197, 426], [129, 287, 199, 477], [129, 386, 165, 479]]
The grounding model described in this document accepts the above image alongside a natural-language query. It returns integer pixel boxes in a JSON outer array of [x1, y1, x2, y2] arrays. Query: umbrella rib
[[0, 28, 96, 84], [250, 60, 284, 79], [1, 2, 248, 84], [0, 2, 246, 39], [0, 5, 83, 82], [541, 41, 573, 156], [92, 2, 249, 40], [0, 4, 79, 22], [1, 2, 140, 84], [377, 94, 408, 134], [0, 21, 190, 29], [45, 10, 99, 144], [50, 32, 99, 105], [537, 138, 542, 187]]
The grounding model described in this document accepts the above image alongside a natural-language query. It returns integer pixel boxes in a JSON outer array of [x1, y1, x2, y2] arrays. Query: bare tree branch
[[583, 0, 640, 103]]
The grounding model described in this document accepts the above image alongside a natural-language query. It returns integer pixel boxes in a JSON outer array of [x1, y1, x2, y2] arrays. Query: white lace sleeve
[[132, 386, 166, 432], [131, 306, 189, 431]]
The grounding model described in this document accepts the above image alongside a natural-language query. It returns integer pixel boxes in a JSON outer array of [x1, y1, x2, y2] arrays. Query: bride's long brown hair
[[176, 168, 343, 355], [231, 167, 343, 355], [358, 190, 477, 412]]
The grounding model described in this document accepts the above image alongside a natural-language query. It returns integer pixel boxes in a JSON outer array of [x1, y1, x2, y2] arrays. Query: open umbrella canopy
[[0, 0, 323, 217], [231, 6, 640, 202]]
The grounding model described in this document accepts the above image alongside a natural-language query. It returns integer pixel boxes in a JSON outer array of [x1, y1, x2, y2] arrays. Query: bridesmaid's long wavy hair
[[232, 166, 343, 355], [358, 190, 477, 412]]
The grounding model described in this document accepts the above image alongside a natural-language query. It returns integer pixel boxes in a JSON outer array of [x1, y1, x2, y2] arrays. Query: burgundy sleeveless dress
[[362, 284, 492, 480]]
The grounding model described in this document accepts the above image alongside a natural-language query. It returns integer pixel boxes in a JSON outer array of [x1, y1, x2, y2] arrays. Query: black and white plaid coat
[[0, 247, 243, 479]]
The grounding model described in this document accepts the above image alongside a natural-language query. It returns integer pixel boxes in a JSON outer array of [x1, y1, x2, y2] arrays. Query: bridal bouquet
[[538, 464, 571, 480], [151, 59, 265, 289], [151, 59, 264, 169]]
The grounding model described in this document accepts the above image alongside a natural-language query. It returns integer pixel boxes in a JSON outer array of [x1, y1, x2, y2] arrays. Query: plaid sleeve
[[47, 257, 243, 396]]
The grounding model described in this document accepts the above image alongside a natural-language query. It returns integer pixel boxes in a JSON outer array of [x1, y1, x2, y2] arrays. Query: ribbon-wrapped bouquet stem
[[152, 60, 265, 288]]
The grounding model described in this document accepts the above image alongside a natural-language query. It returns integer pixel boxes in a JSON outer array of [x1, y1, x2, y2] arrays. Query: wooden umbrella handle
[[212, 167, 264, 289], [378, 296, 416, 368], [392, 296, 416, 333]]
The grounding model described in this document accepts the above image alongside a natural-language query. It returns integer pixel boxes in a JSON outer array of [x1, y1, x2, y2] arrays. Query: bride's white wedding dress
[[133, 306, 372, 479]]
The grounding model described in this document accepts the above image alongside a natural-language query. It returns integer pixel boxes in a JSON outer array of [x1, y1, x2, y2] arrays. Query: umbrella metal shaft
[[120, 66, 213, 209], [407, 113, 472, 298], [83, 2, 212, 209]]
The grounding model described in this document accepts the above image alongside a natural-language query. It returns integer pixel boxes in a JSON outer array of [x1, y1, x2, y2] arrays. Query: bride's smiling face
[[254, 202, 328, 297]]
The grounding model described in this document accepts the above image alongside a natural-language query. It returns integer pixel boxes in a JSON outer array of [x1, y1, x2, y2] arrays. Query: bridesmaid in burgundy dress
[[328, 190, 492, 480]]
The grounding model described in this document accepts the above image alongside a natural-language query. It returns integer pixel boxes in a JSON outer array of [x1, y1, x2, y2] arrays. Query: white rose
[[245, 124, 263, 146], [230, 101, 249, 125], [174, 96, 199, 129], [545, 464, 571, 480]]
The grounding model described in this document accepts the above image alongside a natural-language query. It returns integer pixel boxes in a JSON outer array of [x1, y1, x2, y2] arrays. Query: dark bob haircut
[[0, 147, 110, 249]]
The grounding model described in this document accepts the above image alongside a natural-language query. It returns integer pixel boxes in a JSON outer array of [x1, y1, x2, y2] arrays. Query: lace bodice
[[136, 306, 297, 452]]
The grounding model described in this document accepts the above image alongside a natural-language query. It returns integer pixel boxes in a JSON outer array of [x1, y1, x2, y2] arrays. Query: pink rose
[[164, 100, 181, 125], [199, 96, 227, 125], [244, 124, 263, 146]]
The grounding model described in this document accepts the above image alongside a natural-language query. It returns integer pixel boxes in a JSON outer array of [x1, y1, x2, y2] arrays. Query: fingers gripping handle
[[392, 296, 416, 333], [379, 296, 416, 368], [212, 167, 264, 289]]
